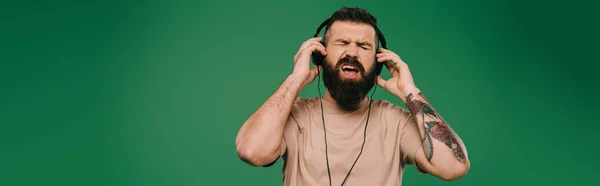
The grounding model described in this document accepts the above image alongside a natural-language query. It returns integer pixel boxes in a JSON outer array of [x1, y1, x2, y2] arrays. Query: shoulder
[[285, 97, 318, 127], [372, 99, 408, 114], [290, 97, 319, 114], [371, 99, 414, 124], [291, 97, 313, 107]]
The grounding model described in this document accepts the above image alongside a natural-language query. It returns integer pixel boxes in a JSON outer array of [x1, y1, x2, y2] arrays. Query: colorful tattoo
[[406, 92, 466, 164]]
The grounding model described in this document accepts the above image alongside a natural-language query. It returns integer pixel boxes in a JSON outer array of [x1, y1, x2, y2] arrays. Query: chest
[[293, 114, 401, 183]]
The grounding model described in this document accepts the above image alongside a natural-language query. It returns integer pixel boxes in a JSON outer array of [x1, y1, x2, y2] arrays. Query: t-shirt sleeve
[[397, 108, 422, 166], [263, 97, 307, 167], [262, 115, 294, 167], [381, 100, 423, 166], [279, 112, 298, 157]]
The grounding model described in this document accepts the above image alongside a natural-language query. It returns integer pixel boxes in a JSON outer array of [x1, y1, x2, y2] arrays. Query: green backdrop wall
[[2, 0, 598, 185]]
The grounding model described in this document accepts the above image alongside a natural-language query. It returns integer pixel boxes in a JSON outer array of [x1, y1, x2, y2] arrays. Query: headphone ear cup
[[311, 51, 324, 66], [311, 41, 326, 66]]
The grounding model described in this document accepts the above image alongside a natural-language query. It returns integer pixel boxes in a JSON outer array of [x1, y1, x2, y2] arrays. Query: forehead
[[327, 21, 377, 42]]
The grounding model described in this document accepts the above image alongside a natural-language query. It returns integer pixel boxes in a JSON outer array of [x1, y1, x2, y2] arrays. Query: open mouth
[[340, 64, 360, 78], [341, 64, 360, 73]]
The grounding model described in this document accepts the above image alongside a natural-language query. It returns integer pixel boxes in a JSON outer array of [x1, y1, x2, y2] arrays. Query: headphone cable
[[316, 66, 377, 186], [317, 67, 333, 186], [340, 85, 376, 186]]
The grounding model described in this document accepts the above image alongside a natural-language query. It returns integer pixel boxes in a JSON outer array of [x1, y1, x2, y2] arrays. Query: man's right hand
[[292, 37, 327, 88]]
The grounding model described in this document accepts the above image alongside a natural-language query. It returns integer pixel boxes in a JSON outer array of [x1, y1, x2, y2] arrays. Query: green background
[[2, 0, 598, 185]]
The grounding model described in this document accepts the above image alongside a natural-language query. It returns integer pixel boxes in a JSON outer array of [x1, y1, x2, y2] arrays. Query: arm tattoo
[[405, 93, 466, 164]]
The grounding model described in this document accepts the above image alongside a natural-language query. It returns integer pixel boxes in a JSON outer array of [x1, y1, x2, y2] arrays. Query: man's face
[[324, 21, 378, 82], [321, 21, 378, 111]]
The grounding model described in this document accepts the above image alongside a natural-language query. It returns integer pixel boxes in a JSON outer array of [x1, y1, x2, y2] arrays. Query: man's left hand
[[375, 48, 420, 99]]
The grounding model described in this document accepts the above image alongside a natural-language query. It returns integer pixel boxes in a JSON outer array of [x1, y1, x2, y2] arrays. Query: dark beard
[[322, 56, 377, 111]]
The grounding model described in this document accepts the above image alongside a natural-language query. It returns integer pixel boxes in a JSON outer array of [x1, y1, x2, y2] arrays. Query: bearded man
[[235, 7, 470, 186]]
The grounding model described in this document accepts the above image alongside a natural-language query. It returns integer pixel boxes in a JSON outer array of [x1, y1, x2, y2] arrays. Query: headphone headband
[[313, 18, 387, 49], [311, 17, 387, 76], [314, 18, 331, 38]]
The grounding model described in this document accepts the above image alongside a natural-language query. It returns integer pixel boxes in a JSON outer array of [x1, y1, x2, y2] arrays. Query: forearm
[[399, 87, 468, 166], [235, 74, 305, 166]]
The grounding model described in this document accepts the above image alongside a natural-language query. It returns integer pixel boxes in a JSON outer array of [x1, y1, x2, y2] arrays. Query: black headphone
[[310, 17, 385, 186], [311, 18, 388, 75]]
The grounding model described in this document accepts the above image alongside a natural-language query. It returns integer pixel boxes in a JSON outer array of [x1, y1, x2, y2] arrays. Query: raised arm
[[235, 37, 326, 166], [376, 48, 470, 181], [400, 88, 470, 180]]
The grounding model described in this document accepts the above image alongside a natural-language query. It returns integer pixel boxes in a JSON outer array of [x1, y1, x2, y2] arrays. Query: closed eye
[[335, 39, 350, 45], [357, 42, 373, 50], [333, 39, 373, 50]]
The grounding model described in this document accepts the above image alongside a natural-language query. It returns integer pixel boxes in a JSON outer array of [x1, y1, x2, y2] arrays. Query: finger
[[384, 61, 396, 73], [376, 53, 399, 62], [376, 53, 397, 61], [296, 42, 326, 62], [397, 61, 411, 77], [376, 55, 398, 66], [309, 37, 323, 41], [378, 48, 402, 61], [296, 38, 323, 61], [303, 37, 322, 45], [300, 38, 323, 50], [376, 49, 388, 57], [379, 48, 392, 53], [311, 65, 321, 77], [300, 40, 325, 52], [377, 54, 404, 67], [377, 55, 398, 75], [314, 44, 327, 56], [376, 76, 387, 88], [307, 65, 321, 83], [296, 45, 326, 66], [302, 44, 327, 56]]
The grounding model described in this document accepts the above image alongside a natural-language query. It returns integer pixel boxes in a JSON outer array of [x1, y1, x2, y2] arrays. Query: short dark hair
[[323, 7, 379, 46]]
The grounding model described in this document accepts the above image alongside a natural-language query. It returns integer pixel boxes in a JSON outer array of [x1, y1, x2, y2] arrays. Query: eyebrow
[[334, 38, 350, 43], [334, 38, 374, 47]]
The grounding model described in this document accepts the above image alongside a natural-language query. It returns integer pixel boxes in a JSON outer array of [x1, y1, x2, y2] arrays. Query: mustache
[[335, 56, 365, 73]]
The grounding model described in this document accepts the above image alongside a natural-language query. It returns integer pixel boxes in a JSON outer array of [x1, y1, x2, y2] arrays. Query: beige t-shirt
[[275, 96, 423, 186]]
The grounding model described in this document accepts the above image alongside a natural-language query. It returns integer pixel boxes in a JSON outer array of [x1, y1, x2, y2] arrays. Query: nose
[[343, 43, 359, 58]]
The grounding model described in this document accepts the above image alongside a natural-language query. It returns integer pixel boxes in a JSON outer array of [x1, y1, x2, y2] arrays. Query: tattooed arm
[[375, 48, 470, 181], [401, 87, 470, 181]]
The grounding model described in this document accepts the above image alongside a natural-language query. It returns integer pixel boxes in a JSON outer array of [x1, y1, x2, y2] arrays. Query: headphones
[[310, 17, 387, 186], [311, 18, 388, 76]]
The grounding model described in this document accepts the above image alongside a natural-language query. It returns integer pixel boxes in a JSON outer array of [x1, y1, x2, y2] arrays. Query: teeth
[[342, 65, 356, 70]]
